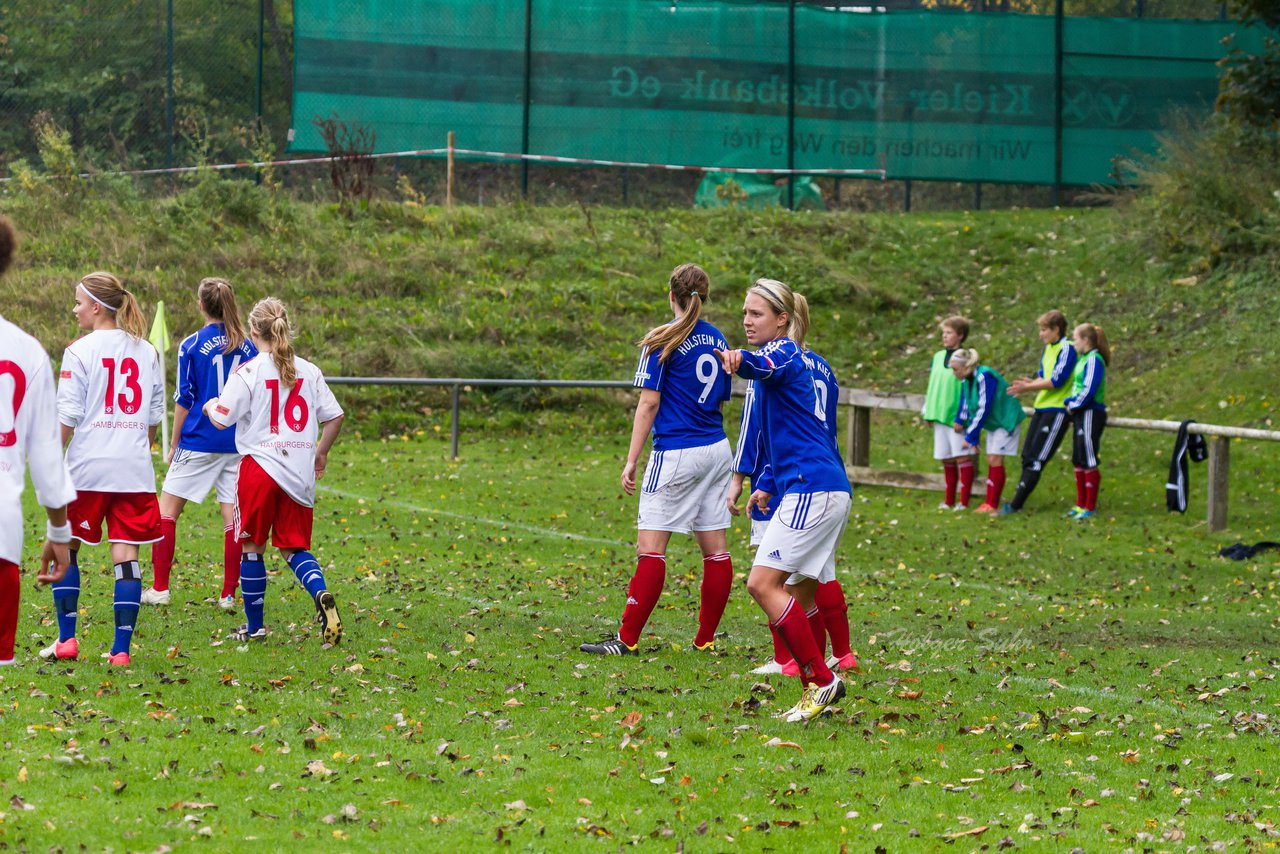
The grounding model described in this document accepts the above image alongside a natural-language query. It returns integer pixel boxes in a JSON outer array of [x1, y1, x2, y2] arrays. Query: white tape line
[[318, 485, 630, 548]]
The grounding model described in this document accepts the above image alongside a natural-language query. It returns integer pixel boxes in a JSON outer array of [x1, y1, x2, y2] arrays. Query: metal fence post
[[1207, 436, 1230, 531], [521, 0, 533, 198], [165, 0, 175, 171], [450, 384, 461, 460], [786, 0, 797, 211], [1052, 0, 1064, 206]]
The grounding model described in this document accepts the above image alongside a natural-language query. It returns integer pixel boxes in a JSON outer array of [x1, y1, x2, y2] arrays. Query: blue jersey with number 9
[[174, 322, 258, 453], [633, 319, 731, 451]]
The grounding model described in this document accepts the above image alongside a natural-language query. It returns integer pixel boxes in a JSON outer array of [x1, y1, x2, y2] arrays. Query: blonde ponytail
[[79, 271, 148, 339], [248, 297, 297, 388]]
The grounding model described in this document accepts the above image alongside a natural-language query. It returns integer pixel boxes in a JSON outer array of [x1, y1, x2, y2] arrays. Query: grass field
[[4, 177, 1280, 848], [7, 409, 1279, 850]]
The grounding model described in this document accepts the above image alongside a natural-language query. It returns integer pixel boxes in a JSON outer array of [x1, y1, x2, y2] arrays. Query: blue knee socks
[[52, 552, 80, 642], [240, 553, 267, 632], [112, 560, 142, 656], [288, 551, 327, 600]]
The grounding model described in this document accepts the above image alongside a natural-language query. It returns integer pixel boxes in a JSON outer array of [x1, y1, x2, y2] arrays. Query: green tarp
[[291, 1, 1266, 186]]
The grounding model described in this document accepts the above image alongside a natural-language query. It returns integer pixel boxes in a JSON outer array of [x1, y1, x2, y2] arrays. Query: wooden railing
[[836, 388, 1280, 532]]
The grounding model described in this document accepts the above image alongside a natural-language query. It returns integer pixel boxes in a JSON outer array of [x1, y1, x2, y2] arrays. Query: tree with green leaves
[[1217, 0, 1280, 129]]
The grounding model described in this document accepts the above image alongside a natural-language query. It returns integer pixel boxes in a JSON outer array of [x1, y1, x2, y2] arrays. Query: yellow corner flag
[[149, 300, 170, 353], [149, 300, 172, 457]]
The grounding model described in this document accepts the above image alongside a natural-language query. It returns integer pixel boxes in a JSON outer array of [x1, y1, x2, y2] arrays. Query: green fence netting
[[290, 1, 1266, 186]]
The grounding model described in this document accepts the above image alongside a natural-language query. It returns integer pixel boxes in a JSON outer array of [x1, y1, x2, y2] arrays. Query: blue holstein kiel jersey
[[733, 337, 850, 497], [633, 318, 731, 452], [734, 348, 842, 516], [175, 323, 257, 453]]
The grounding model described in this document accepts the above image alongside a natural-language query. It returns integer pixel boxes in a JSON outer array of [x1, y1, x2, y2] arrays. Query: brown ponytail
[[198, 277, 248, 355], [248, 297, 297, 388], [0, 216, 16, 276], [1074, 323, 1112, 366], [638, 263, 710, 364], [79, 271, 148, 339]]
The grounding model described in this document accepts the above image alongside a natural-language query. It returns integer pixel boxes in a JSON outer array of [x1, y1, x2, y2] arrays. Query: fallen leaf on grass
[[897, 690, 923, 700], [944, 825, 989, 839], [619, 711, 642, 729], [503, 800, 528, 811], [303, 760, 335, 778], [765, 737, 803, 751]]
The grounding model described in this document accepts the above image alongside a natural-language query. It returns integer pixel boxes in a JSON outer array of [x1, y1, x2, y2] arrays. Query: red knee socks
[[772, 599, 833, 686], [221, 525, 240, 598], [942, 460, 959, 506], [815, 580, 852, 659], [619, 553, 666, 647], [1083, 468, 1101, 511], [0, 560, 18, 662], [1074, 466, 1086, 508], [153, 515, 177, 591], [957, 459, 976, 507], [694, 552, 732, 648], [985, 465, 1006, 508]]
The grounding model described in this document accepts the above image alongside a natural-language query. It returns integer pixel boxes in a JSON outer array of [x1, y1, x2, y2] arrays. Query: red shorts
[[235, 455, 313, 550], [68, 491, 163, 546]]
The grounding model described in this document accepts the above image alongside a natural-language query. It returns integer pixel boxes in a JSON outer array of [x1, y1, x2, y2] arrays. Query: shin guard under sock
[[240, 553, 267, 633], [1074, 466, 1087, 508], [1083, 468, 1101, 511], [153, 515, 176, 591], [221, 526, 240, 598], [942, 460, 959, 506], [619, 553, 665, 647], [287, 550, 327, 600], [986, 465, 1007, 507], [53, 552, 80, 642], [957, 459, 976, 507], [772, 599, 833, 686], [694, 553, 732, 647], [0, 561, 19, 662], [111, 561, 142, 655], [815, 580, 852, 659]]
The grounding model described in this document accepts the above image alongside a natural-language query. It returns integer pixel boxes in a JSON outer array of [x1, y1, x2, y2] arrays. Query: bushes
[[1123, 118, 1280, 272]]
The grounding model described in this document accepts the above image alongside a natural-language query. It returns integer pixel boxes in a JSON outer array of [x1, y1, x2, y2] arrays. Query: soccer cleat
[[691, 639, 715, 651], [751, 659, 787, 675], [579, 635, 637, 656], [228, 625, 269, 642], [974, 503, 997, 514], [827, 652, 859, 672], [937, 501, 954, 511], [39, 637, 79, 661], [141, 587, 171, 606], [314, 591, 343, 647], [1066, 506, 1085, 518], [218, 595, 237, 611], [997, 503, 1020, 517], [785, 675, 846, 723], [107, 652, 131, 666], [951, 503, 968, 512], [1075, 509, 1096, 521], [774, 697, 806, 720]]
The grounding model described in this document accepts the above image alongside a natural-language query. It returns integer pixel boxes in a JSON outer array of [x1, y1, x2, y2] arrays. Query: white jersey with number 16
[[214, 353, 342, 508]]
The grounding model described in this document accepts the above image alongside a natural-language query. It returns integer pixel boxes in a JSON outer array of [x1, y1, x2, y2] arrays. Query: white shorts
[[161, 449, 241, 504], [636, 439, 732, 534], [750, 516, 770, 548], [754, 490, 851, 584], [933, 422, 976, 460], [985, 426, 1021, 458]]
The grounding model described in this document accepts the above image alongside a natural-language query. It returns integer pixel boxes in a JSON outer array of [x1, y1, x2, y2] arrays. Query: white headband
[[78, 281, 119, 312]]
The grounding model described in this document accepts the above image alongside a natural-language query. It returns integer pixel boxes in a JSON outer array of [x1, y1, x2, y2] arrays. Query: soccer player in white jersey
[[0, 217, 78, 665], [203, 297, 345, 646], [48, 272, 166, 666], [581, 263, 734, 656], [715, 278, 852, 722], [143, 278, 257, 609]]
